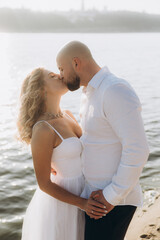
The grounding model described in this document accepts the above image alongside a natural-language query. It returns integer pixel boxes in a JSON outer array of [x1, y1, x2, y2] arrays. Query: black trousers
[[85, 205, 137, 240]]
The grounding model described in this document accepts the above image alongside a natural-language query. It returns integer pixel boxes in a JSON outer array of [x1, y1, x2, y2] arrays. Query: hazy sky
[[0, 0, 160, 14]]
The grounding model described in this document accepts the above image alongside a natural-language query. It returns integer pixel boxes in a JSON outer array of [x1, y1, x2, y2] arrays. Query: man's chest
[[79, 91, 113, 139]]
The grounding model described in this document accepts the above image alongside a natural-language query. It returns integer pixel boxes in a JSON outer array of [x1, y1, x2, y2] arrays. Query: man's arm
[[91, 83, 149, 207]]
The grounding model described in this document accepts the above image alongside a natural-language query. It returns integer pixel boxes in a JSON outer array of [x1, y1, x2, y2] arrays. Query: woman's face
[[43, 69, 68, 96]]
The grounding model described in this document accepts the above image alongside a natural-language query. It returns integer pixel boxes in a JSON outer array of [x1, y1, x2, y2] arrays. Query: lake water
[[0, 33, 160, 239]]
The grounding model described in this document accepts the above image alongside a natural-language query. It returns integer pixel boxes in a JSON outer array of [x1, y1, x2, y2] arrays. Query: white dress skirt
[[21, 121, 85, 240]]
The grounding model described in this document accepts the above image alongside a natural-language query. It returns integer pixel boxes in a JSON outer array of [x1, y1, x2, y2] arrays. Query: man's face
[[57, 57, 80, 91]]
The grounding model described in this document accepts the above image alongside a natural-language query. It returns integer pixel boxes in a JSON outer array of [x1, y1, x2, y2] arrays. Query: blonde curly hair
[[17, 68, 46, 144]]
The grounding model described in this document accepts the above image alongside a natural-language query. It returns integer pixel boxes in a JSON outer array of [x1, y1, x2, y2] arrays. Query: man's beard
[[66, 75, 80, 91]]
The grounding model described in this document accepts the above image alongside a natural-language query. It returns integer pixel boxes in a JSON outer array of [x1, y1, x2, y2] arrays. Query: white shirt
[[80, 66, 149, 206]]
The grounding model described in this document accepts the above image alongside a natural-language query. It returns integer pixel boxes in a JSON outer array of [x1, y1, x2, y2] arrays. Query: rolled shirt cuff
[[102, 185, 123, 206]]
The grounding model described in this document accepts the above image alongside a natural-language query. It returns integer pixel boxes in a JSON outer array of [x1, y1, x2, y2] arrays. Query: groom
[[56, 41, 149, 239]]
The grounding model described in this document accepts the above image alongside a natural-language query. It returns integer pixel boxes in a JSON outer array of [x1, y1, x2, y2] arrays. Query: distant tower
[[81, 0, 85, 11]]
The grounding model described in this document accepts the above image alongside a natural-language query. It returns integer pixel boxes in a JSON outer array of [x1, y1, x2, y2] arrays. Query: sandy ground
[[126, 194, 160, 240]]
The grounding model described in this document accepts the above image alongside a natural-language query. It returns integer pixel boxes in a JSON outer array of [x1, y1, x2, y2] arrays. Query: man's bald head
[[57, 41, 93, 62], [56, 41, 100, 90]]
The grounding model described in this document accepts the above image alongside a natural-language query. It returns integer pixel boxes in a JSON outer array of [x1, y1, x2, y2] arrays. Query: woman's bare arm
[[31, 123, 107, 219]]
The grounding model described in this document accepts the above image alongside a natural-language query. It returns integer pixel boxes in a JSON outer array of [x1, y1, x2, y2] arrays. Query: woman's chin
[[62, 87, 69, 95]]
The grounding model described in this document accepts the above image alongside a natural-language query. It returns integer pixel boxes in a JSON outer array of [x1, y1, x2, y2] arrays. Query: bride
[[17, 68, 107, 240]]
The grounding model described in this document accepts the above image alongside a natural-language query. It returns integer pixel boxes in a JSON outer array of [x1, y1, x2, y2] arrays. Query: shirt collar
[[88, 66, 110, 89]]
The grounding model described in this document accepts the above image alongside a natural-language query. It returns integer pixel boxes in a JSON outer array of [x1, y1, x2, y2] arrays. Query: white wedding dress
[[21, 119, 85, 240]]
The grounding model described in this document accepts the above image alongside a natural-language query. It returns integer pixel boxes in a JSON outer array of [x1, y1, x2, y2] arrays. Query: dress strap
[[33, 120, 64, 140]]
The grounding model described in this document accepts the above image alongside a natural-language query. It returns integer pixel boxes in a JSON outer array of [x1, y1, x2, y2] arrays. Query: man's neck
[[80, 63, 101, 87]]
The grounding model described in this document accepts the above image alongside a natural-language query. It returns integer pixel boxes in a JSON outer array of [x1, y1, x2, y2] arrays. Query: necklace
[[43, 111, 64, 120]]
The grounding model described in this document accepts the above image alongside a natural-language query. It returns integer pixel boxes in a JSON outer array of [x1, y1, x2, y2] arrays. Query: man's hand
[[90, 190, 114, 214]]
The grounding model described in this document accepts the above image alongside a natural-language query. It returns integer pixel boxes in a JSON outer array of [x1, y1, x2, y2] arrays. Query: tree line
[[0, 8, 160, 32]]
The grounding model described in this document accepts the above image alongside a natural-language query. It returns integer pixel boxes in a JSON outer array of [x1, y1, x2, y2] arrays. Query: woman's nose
[[54, 73, 60, 78]]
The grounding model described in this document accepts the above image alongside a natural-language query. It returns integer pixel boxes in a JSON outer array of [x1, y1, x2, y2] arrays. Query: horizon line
[[0, 7, 160, 15]]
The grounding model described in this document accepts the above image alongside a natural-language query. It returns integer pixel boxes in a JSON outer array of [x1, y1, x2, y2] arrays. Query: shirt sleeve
[[102, 83, 149, 206]]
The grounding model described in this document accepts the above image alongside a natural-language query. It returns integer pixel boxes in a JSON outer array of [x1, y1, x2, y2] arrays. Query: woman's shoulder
[[64, 110, 78, 123], [31, 121, 56, 145]]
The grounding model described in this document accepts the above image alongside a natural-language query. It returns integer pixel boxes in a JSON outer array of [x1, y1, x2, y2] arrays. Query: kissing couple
[[18, 41, 149, 240]]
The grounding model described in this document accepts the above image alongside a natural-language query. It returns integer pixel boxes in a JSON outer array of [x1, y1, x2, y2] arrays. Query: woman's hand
[[80, 198, 108, 220], [90, 190, 114, 214]]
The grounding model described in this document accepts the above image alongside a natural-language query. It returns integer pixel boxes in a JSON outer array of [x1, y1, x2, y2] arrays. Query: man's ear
[[72, 57, 81, 71]]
